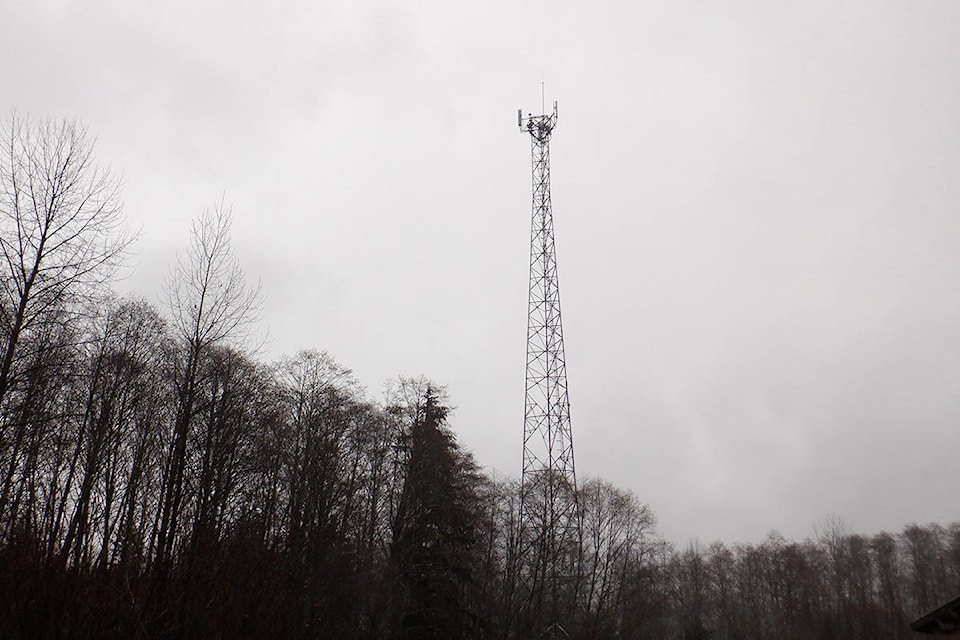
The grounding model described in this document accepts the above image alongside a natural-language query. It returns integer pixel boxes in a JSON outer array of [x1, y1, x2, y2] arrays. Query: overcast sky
[[4, 0, 960, 546]]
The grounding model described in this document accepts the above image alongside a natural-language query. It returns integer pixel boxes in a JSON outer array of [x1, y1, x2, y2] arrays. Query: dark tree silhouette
[[390, 387, 484, 640], [0, 114, 134, 538]]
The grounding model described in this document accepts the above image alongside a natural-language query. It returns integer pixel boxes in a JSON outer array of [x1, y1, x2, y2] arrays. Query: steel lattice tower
[[518, 99, 579, 635]]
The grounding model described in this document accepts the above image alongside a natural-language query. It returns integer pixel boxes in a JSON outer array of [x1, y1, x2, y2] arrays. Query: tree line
[[0, 113, 955, 639]]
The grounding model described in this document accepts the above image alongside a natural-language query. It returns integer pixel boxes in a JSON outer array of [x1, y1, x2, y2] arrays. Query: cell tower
[[518, 98, 579, 636]]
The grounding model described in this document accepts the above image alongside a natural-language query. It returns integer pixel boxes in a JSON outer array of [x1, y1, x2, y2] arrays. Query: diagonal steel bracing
[[517, 100, 580, 633]]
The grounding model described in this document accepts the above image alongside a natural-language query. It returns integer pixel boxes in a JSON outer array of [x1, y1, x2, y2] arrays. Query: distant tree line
[[0, 113, 955, 639]]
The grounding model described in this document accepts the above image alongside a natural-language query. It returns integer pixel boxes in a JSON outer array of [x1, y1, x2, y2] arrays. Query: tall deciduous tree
[[579, 477, 655, 638], [0, 113, 134, 535], [154, 203, 261, 567]]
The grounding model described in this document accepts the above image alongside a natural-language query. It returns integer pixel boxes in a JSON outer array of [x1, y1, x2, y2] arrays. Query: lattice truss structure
[[517, 101, 580, 623]]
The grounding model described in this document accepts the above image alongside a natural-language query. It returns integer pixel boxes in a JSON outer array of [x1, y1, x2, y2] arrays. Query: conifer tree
[[391, 387, 483, 640]]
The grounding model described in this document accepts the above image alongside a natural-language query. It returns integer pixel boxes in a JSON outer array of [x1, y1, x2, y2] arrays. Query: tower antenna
[[516, 97, 579, 638]]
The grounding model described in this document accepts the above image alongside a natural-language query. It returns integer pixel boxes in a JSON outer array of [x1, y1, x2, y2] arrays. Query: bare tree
[[0, 113, 133, 413], [579, 477, 655, 637], [153, 203, 262, 567], [0, 114, 134, 540], [55, 297, 170, 569]]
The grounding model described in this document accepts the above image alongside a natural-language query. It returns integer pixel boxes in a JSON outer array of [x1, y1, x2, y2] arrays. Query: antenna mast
[[517, 97, 579, 638]]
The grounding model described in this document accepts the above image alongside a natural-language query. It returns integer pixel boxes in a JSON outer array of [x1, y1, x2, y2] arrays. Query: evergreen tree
[[391, 387, 483, 640]]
